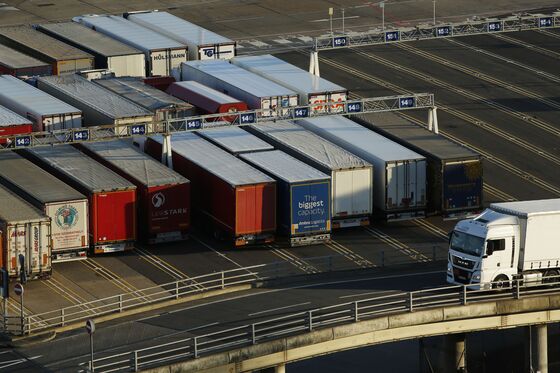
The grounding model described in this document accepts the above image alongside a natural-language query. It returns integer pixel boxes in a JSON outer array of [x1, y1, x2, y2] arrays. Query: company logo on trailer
[[11, 230, 26, 238], [55, 205, 79, 229], [203, 48, 214, 57], [152, 192, 166, 208]]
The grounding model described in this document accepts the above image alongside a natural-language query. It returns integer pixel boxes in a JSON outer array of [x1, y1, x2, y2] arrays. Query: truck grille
[[452, 255, 475, 269], [453, 267, 471, 284]]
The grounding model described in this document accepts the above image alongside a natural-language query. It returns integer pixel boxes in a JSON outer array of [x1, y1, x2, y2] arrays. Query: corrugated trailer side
[[0, 44, 52, 77], [20, 145, 137, 254], [0, 152, 89, 262], [78, 140, 190, 244], [299, 116, 427, 221], [353, 112, 483, 217], [0, 184, 51, 279], [244, 121, 372, 228], [0, 105, 33, 144], [240, 150, 331, 246], [144, 133, 276, 246]]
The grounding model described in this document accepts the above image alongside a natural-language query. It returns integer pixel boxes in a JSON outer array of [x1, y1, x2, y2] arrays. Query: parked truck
[[0, 184, 51, 279], [0, 105, 33, 144], [0, 44, 52, 78], [447, 199, 560, 289], [144, 132, 276, 246], [197, 126, 274, 155], [0, 152, 89, 262], [240, 150, 331, 246]]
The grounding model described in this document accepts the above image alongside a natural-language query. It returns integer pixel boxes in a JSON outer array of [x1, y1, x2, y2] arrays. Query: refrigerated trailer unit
[[354, 112, 483, 217], [245, 121, 373, 228], [240, 150, 331, 246], [0, 152, 88, 262], [94, 77, 195, 122], [21, 145, 137, 254], [125, 10, 235, 60], [0, 105, 33, 144], [0, 184, 51, 279], [78, 140, 190, 244], [73, 15, 188, 77], [299, 116, 427, 220], [0, 44, 52, 77], [197, 126, 273, 155], [144, 133, 276, 246], [37, 74, 153, 128], [180, 60, 298, 115], [232, 54, 347, 113], [0, 75, 82, 132], [166, 81, 248, 122], [37, 22, 146, 77], [0, 26, 94, 75]]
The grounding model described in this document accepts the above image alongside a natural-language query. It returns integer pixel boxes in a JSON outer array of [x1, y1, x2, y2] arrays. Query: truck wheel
[[492, 275, 510, 289], [543, 270, 559, 284]]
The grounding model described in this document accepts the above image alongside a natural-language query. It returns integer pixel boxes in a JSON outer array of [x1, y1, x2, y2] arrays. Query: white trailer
[[298, 116, 427, 220], [0, 75, 82, 132], [180, 60, 298, 116], [37, 22, 146, 78], [125, 10, 236, 61], [196, 126, 274, 155], [232, 54, 347, 113], [73, 15, 188, 77], [245, 121, 372, 228], [448, 199, 560, 289]]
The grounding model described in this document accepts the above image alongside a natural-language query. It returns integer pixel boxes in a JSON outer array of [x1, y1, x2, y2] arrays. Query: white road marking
[[248, 302, 311, 317], [185, 322, 220, 332], [339, 290, 398, 299], [310, 16, 360, 22], [0, 355, 42, 370]]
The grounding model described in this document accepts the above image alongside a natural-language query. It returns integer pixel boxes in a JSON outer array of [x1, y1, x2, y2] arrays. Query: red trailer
[[21, 145, 137, 254], [145, 133, 276, 246], [0, 105, 33, 144], [78, 140, 190, 244], [166, 81, 248, 122]]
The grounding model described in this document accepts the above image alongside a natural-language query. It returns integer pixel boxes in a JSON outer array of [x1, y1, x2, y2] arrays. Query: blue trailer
[[240, 150, 331, 246]]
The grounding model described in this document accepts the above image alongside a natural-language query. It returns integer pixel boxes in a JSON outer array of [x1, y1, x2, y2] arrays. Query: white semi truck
[[447, 199, 560, 289]]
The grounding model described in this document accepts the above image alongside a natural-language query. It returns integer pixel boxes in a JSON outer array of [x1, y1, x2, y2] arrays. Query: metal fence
[[88, 276, 560, 373]]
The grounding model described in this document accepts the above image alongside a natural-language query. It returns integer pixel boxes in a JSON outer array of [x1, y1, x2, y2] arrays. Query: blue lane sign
[[332, 36, 348, 47], [539, 17, 554, 28], [435, 26, 452, 37], [239, 112, 256, 124], [487, 21, 503, 32], [293, 107, 309, 118], [398, 97, 416, 108], [385, 31, 400, 42], [14, 135, 31, 147], [72, 129, 89, 142], [130, 124, 146, 135], [346, 102, 363, 113], [186, 119, 202, 130]]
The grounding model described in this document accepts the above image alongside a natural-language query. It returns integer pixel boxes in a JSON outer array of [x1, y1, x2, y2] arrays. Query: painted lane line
[[185, 322, 220, 332], [248, 302, 311, 317], [339, 290, 398, 299]]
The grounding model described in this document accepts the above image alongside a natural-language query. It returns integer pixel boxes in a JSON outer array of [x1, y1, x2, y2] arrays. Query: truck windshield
[[450, 231, 485, 256]]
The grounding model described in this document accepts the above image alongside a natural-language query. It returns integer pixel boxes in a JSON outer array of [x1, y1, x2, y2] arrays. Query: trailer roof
[[25, 145, 136, 193], [73, 15, 186, 52], [196, 126, 274, 154], [490, 199, 560, 217], [247, 121, 371, 171], [94, 77, 193, 112], [298, 116, 425, 162], [232, 55, 345, 94], [38, 75, 152, 120], [37, 22, 143, 57], [0, 184, 47, 223], [0, 105, 32, 127], [0, 152, 86, 203], [170, 81, 241, 105], [354, 112, 480, 161], [81, 140, 189, 187], [0, 43, 50, 70], [0, 75, 81, 116], [152, 132, 274, 186], [0, 26, 93, 61], [184, 60, 297, 98], [240, 150, 330, 184], [126, 11, 233, 45]]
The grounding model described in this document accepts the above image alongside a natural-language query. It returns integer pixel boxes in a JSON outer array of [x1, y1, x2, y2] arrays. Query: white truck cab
[[447, 199, 560, 289]]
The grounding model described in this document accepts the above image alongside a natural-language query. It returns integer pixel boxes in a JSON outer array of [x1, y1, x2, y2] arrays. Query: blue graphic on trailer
[[443, 163, 482, 211], [290, 182, 330, 235]]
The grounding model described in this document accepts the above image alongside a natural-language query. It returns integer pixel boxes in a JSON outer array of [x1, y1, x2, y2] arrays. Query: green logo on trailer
[[55, 205, 78, 229]]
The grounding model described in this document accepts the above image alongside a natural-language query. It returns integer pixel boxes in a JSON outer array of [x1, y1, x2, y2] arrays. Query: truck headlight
[[447, 263, 452, 274], [472, 273, 481, 281]]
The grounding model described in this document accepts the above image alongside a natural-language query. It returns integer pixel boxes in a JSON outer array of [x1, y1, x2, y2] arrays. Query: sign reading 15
[[332, 37, 348, 47], [539, 17, 553, 27]]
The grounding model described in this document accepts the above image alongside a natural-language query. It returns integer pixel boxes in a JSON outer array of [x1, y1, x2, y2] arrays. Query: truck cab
[[447, 209, 519, 289]]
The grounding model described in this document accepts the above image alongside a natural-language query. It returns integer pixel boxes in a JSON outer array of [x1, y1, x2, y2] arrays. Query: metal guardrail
[[0, 94, 434, 151], [314, 11, 560, 51], [87, 275, 560, 372]]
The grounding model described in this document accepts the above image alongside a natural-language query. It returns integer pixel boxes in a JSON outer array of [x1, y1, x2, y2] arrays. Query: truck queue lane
[[492, 30, 560, 59]]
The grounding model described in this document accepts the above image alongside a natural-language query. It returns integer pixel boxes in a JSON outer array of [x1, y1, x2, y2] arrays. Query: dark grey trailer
[[0, 44, 51, 77]]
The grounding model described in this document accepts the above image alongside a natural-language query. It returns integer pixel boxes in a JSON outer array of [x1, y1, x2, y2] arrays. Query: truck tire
[[492, 275, 510, 289], [543, 269, 559, 284]]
